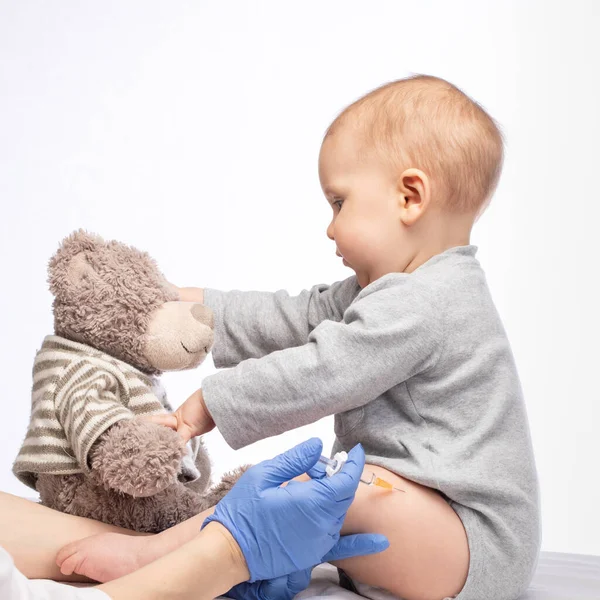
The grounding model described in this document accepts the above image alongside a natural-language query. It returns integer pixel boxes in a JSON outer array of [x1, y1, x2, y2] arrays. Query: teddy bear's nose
[[190, 303, 214, 328]]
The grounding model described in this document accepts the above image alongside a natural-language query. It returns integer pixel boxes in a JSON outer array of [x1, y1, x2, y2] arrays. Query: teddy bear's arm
[[89, 419, 188, 497], [54, 361, 133, 471], [54, 361, 188, 497]]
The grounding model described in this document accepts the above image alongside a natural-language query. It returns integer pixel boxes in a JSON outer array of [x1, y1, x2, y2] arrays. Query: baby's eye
[[333, 198, 344, 210]]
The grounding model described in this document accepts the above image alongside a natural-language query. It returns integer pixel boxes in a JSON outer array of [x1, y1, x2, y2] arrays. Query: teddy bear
[[13, 230, 241, 533]]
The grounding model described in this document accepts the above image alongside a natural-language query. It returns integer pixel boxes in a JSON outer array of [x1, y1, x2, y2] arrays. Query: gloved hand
[[226, 533, 389, 599], [225, 568, 311, 600], [202, 437, 389, 582]]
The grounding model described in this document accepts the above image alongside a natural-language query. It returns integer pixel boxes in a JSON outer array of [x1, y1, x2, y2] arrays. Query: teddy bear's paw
[[90, 419, 186, 497]]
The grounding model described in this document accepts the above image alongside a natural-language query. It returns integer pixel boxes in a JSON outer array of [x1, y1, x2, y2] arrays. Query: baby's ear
[[48, 229, 103, 297]]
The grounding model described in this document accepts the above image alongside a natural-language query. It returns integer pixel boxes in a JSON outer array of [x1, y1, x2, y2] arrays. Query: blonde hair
[[324, 75, 504, 213]]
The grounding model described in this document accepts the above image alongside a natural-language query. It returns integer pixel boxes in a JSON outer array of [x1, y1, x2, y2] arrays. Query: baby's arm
[[176, 277, 360, 368], [167, 276, 443, 448]]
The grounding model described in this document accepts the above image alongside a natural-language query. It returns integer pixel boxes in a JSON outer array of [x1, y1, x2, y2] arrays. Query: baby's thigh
[[334, 465, 469, 600]]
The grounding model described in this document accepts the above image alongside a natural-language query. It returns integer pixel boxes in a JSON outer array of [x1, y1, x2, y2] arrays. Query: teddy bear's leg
[[37, 473, 90, 514], [37, 473, 210, 533], [139, 482, 215, 532], [37, 473, 136, 529], [89, 419, 187, 498], [201, 465, 251, 506]]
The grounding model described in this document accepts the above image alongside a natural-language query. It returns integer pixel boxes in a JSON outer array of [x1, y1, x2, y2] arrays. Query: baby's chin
[[354, 270, 369, 288], [355, 266, 388, 288], [343, 260, 373, 288]]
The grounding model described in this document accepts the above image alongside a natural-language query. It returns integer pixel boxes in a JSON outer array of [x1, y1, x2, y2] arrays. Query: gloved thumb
[[322, 533, 390, 563], [256, 438, 323, 488]]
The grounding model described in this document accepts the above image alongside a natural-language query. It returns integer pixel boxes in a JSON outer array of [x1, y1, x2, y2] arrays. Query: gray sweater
[[202, 245, 541, 600]]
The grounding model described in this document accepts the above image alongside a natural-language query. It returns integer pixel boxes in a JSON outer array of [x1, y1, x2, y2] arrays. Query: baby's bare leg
[[56, 506, 215, 582], [53, 464, 469, 596], [334, 465, 469, 600], [54, 470, 246, 581], [0, 491, 135, 581]]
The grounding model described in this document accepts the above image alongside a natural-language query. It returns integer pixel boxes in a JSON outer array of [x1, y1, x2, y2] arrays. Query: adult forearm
[[98, 523, 249, 600]]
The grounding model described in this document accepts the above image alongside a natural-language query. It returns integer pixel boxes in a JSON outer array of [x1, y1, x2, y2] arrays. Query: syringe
[[318, 453, 405, 493]]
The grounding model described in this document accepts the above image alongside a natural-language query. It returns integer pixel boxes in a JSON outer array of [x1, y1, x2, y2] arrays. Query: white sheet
[[0, 547, 106, 600], [294, 552, 600, 600], [3, 547, 598, 599]]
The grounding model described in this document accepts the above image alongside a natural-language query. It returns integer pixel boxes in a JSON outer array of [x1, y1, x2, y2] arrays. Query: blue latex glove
[[225, 568, 311, 600], [226, 533, 389, 599], [203, 437, 389, 582]]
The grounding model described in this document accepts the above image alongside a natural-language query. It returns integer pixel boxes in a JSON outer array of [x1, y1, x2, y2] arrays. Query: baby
[[57, 75, 541, 600]]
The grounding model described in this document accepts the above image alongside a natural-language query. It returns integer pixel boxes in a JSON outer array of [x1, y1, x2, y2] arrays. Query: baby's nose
[[190, 304, 214, 328]]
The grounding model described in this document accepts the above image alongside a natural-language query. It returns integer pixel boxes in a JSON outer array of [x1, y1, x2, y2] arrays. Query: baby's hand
[[164, 281, 204, 303], [144, 388, 215, 442], [178, 286, 204, 304]]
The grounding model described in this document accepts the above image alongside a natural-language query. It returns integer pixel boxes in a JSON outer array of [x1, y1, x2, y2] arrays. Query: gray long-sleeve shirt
[[202, 245, 541, 600]]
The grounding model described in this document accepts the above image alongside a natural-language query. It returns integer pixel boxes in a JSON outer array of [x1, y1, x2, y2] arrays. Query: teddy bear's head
[[48, 230, 214, 375]]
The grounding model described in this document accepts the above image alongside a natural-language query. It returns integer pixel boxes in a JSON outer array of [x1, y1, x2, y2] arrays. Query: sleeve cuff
[[202, 371, 256, 450], [202, 288, 231, 368], [79, 410, 134, 473]]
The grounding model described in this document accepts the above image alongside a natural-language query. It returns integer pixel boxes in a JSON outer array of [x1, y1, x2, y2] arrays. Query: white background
[[1, 1, 598, 556]]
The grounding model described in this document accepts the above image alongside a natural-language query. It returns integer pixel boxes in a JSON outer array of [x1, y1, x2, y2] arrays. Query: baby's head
[[319, 74, 503, 287]]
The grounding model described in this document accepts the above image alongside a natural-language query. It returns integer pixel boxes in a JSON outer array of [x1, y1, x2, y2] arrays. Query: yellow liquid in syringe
[[318, 453, 405, 493], [360, 472, 405, 493]]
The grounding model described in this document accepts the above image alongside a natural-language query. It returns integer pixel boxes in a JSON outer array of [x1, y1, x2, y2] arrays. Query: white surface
[[6, 552, 597, 600], [1, 0, 599, 556], [298, 553, 600, 600], [0, 546, 107, 600]]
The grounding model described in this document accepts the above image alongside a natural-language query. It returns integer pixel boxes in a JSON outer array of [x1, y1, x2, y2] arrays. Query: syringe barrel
[[318, 455, 336, 468], [324, 451, 348, 477]]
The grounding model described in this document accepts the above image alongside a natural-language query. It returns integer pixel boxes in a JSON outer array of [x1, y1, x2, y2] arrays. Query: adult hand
[[226, 533, 389, 599], [203, 437, 389, 582]]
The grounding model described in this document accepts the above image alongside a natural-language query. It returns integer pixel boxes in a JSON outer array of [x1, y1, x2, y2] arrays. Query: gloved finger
[[223, 582, 251, 600], [320, 444, 366, 502], [286, 568, 313, 594], [322, 534, 390, 562], [306, 461, 327, 480], [256, 438, 323, 489], [262, 576, 289, 599]]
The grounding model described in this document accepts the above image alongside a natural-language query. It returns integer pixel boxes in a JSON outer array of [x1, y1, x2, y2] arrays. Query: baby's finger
[[141, 414, 178, 430], [177, 423, 195, 443]]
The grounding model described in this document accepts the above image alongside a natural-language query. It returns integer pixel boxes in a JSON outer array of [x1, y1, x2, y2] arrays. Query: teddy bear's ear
[[48, 229, 103, 296], [65, 253, 98, 288]]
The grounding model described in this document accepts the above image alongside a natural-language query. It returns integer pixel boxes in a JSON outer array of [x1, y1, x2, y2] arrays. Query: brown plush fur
[[88, 420, 187, 498], [32, 230, 245, 532], [36, 467, 246, 534], [49, 230, 179, 375]]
